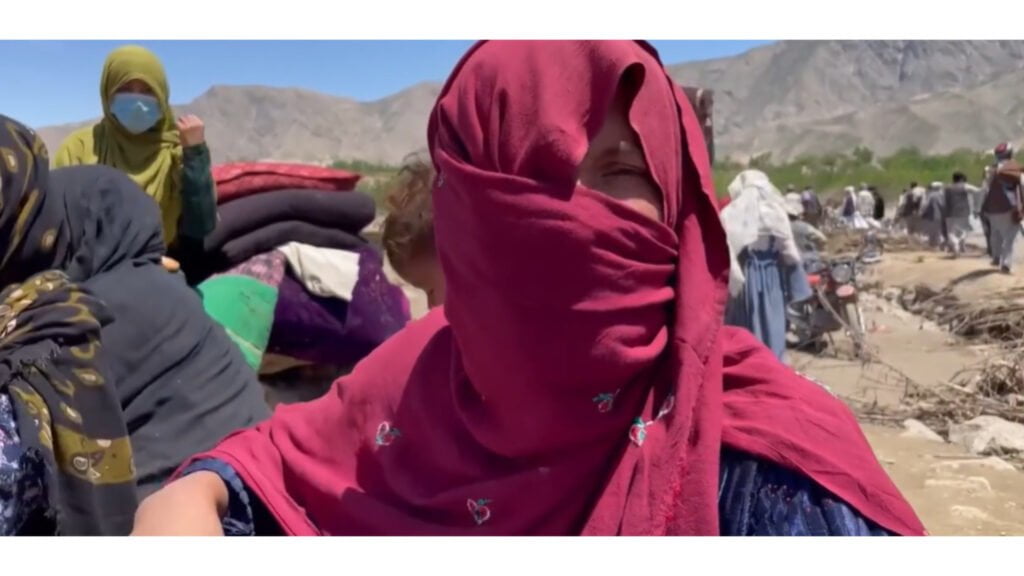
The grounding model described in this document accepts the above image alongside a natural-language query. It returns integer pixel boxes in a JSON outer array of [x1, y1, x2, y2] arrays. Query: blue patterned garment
[[183, 459, 263, 537], [182, 448, 893, 537], [0, 393, 47, 536], [717, 449, 890, 536]]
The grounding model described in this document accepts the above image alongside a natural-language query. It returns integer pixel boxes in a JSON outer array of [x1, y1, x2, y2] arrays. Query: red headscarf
[[186, 41, 923, 536]]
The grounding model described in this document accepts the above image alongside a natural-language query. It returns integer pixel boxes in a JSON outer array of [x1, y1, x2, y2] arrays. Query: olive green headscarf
[[54, 45, 183, 244]]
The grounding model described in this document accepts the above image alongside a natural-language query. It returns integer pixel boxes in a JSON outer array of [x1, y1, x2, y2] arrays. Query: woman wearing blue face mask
[[55, 45, 217, 257]]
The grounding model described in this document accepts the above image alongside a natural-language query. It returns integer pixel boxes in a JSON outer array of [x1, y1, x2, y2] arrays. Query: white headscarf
[[784, 192, 804, 217], [721, 170, 802, 295]]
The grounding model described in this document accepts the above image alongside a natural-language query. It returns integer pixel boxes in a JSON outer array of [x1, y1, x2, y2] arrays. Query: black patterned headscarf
[[0, 119, 73, 289], [0, 115, 164, 286], [0, 116, 137, 535]]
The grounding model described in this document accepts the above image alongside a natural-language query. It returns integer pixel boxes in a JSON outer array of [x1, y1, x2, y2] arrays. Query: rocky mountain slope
[[37, 41, 1024, 164]]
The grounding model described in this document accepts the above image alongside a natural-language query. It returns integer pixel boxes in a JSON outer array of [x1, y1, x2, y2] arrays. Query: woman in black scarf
[[0, 115, 269, 534]]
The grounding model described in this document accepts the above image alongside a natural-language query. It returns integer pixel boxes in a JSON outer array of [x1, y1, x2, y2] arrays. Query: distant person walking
[[723, 170, 811, 361], [944, 172, 974, 257], [920, 182, 946, 248], [870, 186, 885, 221], [800, 186, 823, 227], [841, 186, 857, 219], [842, 186, 871, 229], [982, 142, 1024, 273], [857, 185, 876, 219], [786, 194, 827, 270], [978, 166, 994, 259], [897, 183, 921, 235]]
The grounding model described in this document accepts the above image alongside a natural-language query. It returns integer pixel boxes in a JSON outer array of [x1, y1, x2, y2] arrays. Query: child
[[381, 159, 445, 308]]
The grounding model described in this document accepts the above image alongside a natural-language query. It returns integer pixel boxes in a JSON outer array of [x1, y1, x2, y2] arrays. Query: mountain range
[[36, 41, 1024, 165]]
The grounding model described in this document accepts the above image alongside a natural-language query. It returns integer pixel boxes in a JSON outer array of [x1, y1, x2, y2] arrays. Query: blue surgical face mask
[[109, 93, 162, 135]]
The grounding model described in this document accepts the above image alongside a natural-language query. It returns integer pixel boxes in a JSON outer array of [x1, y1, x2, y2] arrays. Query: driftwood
[[899, 283, 1024, 343], [843, 344, 1024, 446], [824, 229, 932, 256], [812, 231, 1024, 467]]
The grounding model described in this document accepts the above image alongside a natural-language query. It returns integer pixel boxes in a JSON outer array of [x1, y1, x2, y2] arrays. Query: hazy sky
[[0, 40, 771, 127]]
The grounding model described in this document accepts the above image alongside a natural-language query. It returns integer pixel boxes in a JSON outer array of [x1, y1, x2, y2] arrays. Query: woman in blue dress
[[723, 170, 812, 361]]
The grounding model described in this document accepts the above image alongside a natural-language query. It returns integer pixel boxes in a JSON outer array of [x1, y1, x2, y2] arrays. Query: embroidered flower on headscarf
[[374, 421, 402, 447], [467, 498, 492, 526], [592, 390, 620, 413], [654, 394, 675, 421], [627, 395, 674, 447], [628, 418, 648, 447]]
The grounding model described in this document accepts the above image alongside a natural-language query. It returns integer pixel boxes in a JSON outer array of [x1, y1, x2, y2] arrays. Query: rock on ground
[[949, 416, 1024, 456], [950, 505, 991, 521], [924, 477, 994, 495], [929, 456, 1017, 473], [901, 419, 946, 443], [882, 287, 902, 302]]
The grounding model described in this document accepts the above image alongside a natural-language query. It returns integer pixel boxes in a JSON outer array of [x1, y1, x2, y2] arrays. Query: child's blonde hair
[[381, 157, 436, 278]]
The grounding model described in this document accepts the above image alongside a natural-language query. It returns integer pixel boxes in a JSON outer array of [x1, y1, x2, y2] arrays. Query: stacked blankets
[[196, 162, 410, 377], [186, 163, 373, 280]]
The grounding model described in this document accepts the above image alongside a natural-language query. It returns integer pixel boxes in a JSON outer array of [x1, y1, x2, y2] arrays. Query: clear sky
[[0, 40, 770, 127]]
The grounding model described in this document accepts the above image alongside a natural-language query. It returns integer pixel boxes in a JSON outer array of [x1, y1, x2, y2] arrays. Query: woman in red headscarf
[[132, 40, 923, 537]]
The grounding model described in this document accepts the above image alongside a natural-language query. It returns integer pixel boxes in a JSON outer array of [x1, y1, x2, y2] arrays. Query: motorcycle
[[787, 255, 868, 359]]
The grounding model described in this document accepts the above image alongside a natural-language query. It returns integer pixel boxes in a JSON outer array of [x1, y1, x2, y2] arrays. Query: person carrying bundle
[[944, 172, 975, 258], [723, 170, 811, 361], [983, 143, 1024, 274]]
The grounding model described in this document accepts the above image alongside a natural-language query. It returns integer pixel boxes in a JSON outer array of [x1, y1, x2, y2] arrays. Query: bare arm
[[131, 471, 229, 536], [806, 223, 827, 246]]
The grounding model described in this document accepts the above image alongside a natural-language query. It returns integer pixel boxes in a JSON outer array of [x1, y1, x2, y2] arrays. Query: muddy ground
[[792, 247, 1024, 535]]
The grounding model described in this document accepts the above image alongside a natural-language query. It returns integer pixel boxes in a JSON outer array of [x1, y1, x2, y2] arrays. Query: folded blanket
[[208, 189, 376, 250], [267, 247, 410, 366], [185, 221, 367, 283], [221, 221, 366, 267], [213, 162, 360, 203], [197, 251, 286, 371], [277, 242, 360, 301]]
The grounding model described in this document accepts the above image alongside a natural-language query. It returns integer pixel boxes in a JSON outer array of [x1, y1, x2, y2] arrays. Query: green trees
[[713, 147, 994, 201], [327, 146, 1009, 211], [330, 159, 399, 212]]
